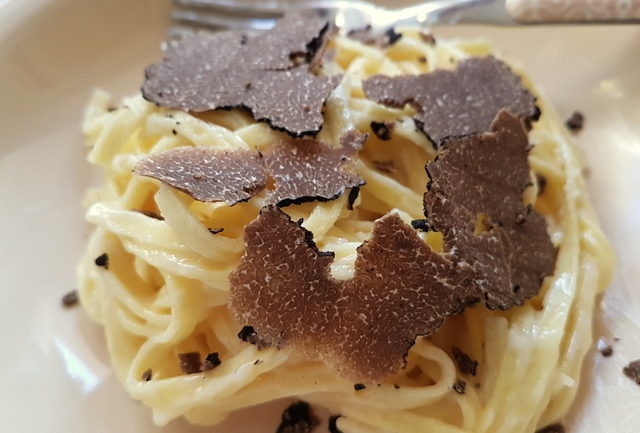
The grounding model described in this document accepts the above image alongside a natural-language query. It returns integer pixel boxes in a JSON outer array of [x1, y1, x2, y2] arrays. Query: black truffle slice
[[229, 206, 478, 382], [142, 15, 340, 137], [276, 401, 319, 433], [623, 359, 640, 385], [424, 110, 556, 309], [264, 131, 367, 206], [134, 147, 267, 205], [362, 56, 538, 146]]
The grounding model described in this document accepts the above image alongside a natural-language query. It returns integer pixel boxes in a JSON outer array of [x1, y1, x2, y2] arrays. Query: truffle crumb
[[370, 121, 392, 141], [535, 173, 547, 196], [208, 227, 224, 235], [94, 253, 109, 269], [347, 186, 360, 210], [410, 219, 430, 232], [452, 347, 478, 376], [354, 383, 366, 391], [623, 359, 640, 385], [178, 352, 202, 374], [61, 290, 79, 308], [419, 32, 436, 44], [200, 352, 221, 371], [535, 423, 565, 433], [276, 401, 319, 433], [453, 380, 466, 394], [393, 384, 400, 389], [372, 160, 395, 174], [565, 111, 584, 132], [597, 338, 614, 357], [237, 325, 269, 349], [141, 368, 152, 381], [328, 415, 343, 433]]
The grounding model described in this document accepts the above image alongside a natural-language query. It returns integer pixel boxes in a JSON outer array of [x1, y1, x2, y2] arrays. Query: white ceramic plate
[[1, 0, 638, 431]]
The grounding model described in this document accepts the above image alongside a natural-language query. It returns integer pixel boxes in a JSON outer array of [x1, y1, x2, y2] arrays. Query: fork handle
[[505, 0, 640, 22]]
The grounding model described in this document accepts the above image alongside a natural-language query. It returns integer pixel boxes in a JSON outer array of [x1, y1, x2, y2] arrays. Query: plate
[[0, 0, 638, 431]]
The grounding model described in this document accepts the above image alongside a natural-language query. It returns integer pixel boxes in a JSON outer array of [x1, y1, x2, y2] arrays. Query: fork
[[170, 0, 511, 36], [170, 0, 640, 35]]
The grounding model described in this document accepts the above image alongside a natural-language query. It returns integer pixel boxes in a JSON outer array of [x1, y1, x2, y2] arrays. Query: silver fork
[[170, 0, 512, 36]]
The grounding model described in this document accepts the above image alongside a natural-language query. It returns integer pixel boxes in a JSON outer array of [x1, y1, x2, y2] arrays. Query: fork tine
[[173, 0, 287, 16], [171, 8, 281, 31]]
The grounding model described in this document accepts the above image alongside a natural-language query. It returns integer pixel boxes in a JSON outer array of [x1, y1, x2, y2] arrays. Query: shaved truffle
[[230, 206, 478, 382], [276, 401, 319, 433], [135, 147, 266, 205], [623, 360, 640, 385], [264, 131, 366, 206], [363, 56, 538, 146], [142, 15, 340, 137], [237, 325, 269, 349], [424, 110, 556, 309], [135, 132, 364, 207]]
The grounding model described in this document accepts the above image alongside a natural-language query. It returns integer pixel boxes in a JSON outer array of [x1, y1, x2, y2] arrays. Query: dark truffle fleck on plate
[[94, 253, 109, 269], [178, 352, 202, 374], [363, 56, 539, 146], [208, 227, 224, 235], [453, 380, 466, 394], [230, 206, 478, 382], [370, 121, 392, 141], [200, 352, 222, 371], [141, 368, 152, 381], [328, 415, 343, 433], [142, 15, 340, 137], [623, 359, 640, 385], [276, 401, 319, 433], [600, 346, 614, 357], [424, 110, 556, 309], [135, 147, 267, 206], [452, 347, 478, 376], [565, 110, 584, 132], [535, 423, 565, 433], [61, 290, 79, 308], [353, 383, 366, 391]]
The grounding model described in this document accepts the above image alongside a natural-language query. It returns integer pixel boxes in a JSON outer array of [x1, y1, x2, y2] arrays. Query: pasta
[[77, 28, 613, 432]]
